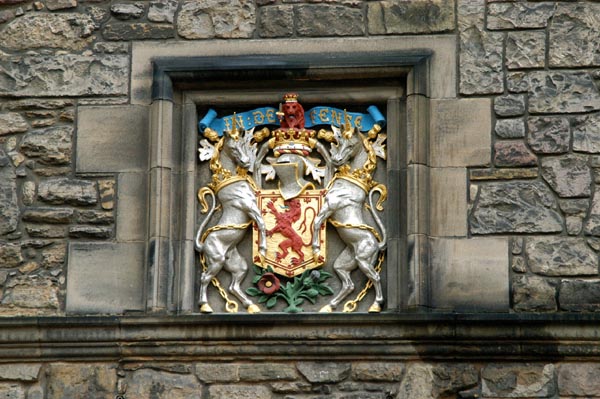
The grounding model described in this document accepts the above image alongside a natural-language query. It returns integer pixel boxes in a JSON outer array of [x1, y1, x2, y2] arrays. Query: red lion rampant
[[266, 199, 312, 266]]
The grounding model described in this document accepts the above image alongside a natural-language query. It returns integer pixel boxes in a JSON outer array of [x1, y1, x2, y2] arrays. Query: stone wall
[[1, 0, 600, 397]]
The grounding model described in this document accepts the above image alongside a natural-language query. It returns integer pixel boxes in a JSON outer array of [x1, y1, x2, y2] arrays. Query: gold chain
[[199, 221, 252, 313], [343, 252, 385, 313], [329, 219, 382, 242]]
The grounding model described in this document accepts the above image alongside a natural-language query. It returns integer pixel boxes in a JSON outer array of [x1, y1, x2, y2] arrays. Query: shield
[[253, 189, 326, 277]]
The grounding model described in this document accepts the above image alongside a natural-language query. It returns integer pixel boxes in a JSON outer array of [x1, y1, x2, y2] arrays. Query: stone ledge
[[0, 314, 598, 361]]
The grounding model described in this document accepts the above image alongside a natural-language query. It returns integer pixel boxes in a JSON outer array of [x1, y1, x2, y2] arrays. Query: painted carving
[[196, 93, 387, 313]]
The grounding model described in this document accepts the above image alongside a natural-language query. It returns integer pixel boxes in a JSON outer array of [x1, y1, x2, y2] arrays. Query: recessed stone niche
[[67, 37, 507, 315]]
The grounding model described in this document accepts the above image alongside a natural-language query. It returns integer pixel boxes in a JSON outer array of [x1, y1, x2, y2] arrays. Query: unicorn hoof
[[368, 303, 382, 313], [199, 303, 214, 313], [247, 304, 261, 314], [319, 305, 333, 313]]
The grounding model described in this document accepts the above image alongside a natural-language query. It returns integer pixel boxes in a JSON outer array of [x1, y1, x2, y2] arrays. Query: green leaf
[[316, 285, 335, 296], [258, 295, 269, 304], [253, 264, 263, 275], [295, 298, 304, 306], [266, 296, 278, 308], [299, 293, 316, 304], [305, 288, 319, 298], [246, 287, 261, 296], [319, 271, 333, 282], [267, 265, 275, 273], [252, 275, 262, 284], [285, 281, 292, 291]]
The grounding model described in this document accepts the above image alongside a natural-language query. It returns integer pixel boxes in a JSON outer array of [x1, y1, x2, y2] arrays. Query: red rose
[[258, 273, 280, 295]]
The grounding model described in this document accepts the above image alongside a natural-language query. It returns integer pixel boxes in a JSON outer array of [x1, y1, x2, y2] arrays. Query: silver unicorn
[[195, 127, 267, 314], [312, 125, 387, 313]]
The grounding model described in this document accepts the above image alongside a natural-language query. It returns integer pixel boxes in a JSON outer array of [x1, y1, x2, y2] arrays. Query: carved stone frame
[[144, 38, 456, 313]]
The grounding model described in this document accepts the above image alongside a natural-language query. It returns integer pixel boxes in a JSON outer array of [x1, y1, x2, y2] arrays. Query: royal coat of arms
[[195, 93, 388, 314]]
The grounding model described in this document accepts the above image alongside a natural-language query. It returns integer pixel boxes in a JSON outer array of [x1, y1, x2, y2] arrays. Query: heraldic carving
[[195, 93, 388, 314]]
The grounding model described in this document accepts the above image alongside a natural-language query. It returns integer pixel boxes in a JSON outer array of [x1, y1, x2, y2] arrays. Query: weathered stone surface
[[86, 5, 109, 23], [0, 113, 27, 136], [573, 113, 600, 153], [0, 13, 96, 51], [526, 237, 597, 276], [541, 154, 591, 198], [20, 126, 72, 165], [110, 2, 145, 20], [296, 362, 350, 383], [25, 226, 66, 239], [559, 279, 600, 311], [38, 178, 97, 206], [432, 364, 478, 397], [258, 5, 293, 38], [494, 141, 537, 167], [549, 3, 600, 67], [482, 364, 555, 397], [126, 369, 201, 399], [21, 208, 74, 224], [69, 226, 112, 239], [469, 168, 538, 181], [511, 237, 523, 255], [103, 23, 175, 40], [511, 256, 526, 273], [351, 362, 404, 382], [566, 216, 583, 235], [0, 54, 128, 97], [506, 30, 545, 69], [368, 0, 455, 35], [487, 2, 555, 30], [148, 0, 178, 23], [0, 153, 18, 235], [0, 364, 40, 381], [495, 119, 525, 138], [0, 10, 16, 24], [527, 116, 570, 154], [194, 363, 239, 383], [494, 95, 526, 117], [46, 0, 77, 10], [208, 385, 271, 399], [177, 0, 255, 39], [398, 364, 434, 398], [238, 363, 297, 381], [558, 363, 600, 396], [46, 364, 116, 399], [513, 71, 600, 114], [98, 180, 115, 210], [560, 198, 589, 215], [5, 100, 74, 111], [40, 244, 66, 268], [459, 15, 503, 95], [0, 242, 22, 267], [585, 187, 600, 235], [0, 384, 24, 399], [470, 181, 563, 234], [297, 5, 364, 37], [2, 279, 58, 309], [77, 210, 114, 225]]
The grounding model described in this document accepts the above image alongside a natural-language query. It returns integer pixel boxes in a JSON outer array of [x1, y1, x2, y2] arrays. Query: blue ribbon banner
[[199, 105, 386, 136]]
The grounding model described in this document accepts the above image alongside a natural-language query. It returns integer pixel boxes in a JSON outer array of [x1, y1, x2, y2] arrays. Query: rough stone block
[[66, 243, 144, 314], [526, 237, 597, 277], [487, 2, 555, 30], [481, 364, 555, 397], [46, 363, 117, 399], [527, 116, 570, 154], [430, 99, 491, 167], [513, 275, 557, 312], [0, 156, 18, 235], [495, 118, 525, 138], [506, 30, 545, 69], [351, 362, 404, 382], [558, 363, 600, 396], [494, 95, 526, 117], [21, 208, 74, 224], [430, 237, 509, 311], [585, 186, 600, 235], [297, 362, 350, 383], [194, 363, 239, 383], [0, 384, 24, 399], [238, 363, 298, 381], [559, 279, 600, 311], [0, 242, 22, 267], [126, 368, 201, 399], [103, 23, 175, 40], [177, 0, 255, 39], [258, 5, 293, 38], [2, 278, 58, 309], [368, 0, 455, 35], [208, 385, 271, 399], [76, 106, 149, 173], [20, 126, 72, 166], [38, 178, 97, 206], [540, 154, 591, 198], [429, 168, 467, 237], [573, 113, 600, 153], [494, 141, 537, 167], [148, 0, 177, 23], [549, 3, 600, 67], [0, 364, 40, 381], [110, 2, 145, 19], [0, 113, 27, 136], [296, 5, 364, 37], [470, 181, 563, 234]]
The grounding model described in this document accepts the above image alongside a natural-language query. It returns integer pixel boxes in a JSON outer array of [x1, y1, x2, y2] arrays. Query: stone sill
[[0, 313, 599, 362]]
